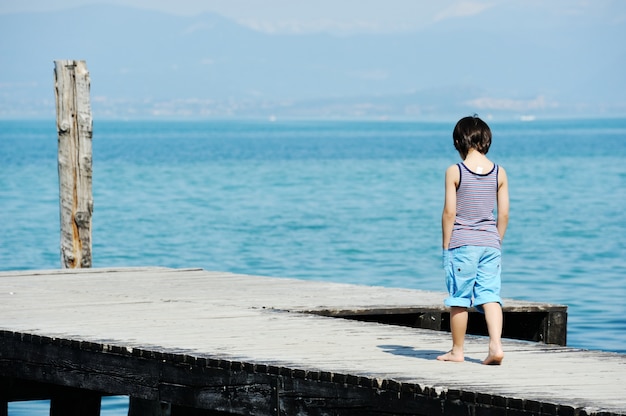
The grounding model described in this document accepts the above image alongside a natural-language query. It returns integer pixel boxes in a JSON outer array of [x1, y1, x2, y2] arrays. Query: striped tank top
[[449, 163, 501, 250]]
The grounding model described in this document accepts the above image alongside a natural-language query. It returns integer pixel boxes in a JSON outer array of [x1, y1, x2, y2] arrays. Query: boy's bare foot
[[437, 350, 464, 362], [482, 350, 504, 365]]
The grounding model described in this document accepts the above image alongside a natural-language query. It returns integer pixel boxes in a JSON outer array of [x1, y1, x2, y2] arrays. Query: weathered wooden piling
[[53, 59, 93, 269]]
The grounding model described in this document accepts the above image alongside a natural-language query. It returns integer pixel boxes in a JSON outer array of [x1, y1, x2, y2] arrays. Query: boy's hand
[[442, 249, 450, 269]]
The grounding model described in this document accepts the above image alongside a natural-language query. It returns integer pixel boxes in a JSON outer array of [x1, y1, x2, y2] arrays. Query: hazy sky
[[1, 0, 624, 118], [2, 0, 624, 34]]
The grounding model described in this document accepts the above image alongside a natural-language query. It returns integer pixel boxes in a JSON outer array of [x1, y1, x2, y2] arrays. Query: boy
[[437, 115, 509, 365]]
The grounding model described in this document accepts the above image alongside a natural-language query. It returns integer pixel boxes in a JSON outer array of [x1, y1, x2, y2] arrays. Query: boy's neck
[[463, 149, 492, 174]]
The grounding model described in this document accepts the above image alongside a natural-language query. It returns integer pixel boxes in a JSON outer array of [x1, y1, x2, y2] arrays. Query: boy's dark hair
[[453, 115, 492, 159]]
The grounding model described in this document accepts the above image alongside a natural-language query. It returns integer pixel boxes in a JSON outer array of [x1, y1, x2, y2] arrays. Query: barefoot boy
[[437, 115, 509, 365]]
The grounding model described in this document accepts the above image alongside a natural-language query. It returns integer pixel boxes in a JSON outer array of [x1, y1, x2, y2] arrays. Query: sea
[[1, 118, 625, 415]]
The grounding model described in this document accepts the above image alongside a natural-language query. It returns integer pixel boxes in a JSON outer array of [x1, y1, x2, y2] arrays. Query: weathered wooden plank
[[0, 333, 159, 399], [0, 377, 56, 401], [0, 268, 623, 415], [6, 331, 621, 416], [0, 267, 566, 337]]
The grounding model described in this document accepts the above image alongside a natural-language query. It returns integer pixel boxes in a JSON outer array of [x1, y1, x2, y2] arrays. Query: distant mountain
[[0, 4, 624, 120]]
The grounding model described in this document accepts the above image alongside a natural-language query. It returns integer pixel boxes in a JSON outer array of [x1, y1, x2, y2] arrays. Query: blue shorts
[[443, 246, 502, 313]]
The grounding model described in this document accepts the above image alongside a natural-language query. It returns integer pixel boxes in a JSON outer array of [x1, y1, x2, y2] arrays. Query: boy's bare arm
[[442, 165, 458, 249], [497, 167, 510, 241]]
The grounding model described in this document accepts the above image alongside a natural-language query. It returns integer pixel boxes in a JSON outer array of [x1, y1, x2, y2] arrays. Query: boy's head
[[453, 115, 492, 159]]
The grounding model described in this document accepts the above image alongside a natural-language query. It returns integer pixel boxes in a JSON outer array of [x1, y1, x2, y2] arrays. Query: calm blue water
[[1, 118, 625, 414]]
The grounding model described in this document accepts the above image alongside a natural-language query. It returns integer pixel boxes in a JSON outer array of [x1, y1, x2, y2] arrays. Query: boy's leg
[[474, 248, 504, 365], [437, 306, 467, 362], [482, 301, 504, 365]]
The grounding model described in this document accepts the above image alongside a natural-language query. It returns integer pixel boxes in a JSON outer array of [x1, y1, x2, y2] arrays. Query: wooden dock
[[1, 267, 624, 415]]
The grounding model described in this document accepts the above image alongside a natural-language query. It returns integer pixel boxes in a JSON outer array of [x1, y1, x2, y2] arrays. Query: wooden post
[[54, 60, 93, 269], [128, 398, 171, 416], [50, 388, 101, 416]]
